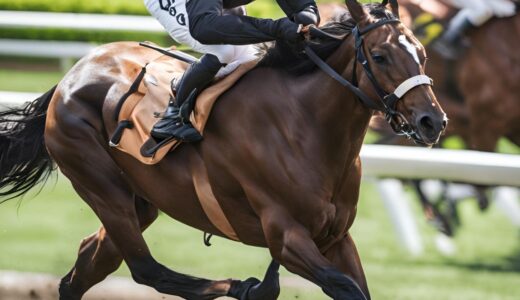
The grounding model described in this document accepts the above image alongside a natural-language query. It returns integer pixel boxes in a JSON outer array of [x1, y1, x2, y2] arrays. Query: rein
[[305, 18, 433, 138]]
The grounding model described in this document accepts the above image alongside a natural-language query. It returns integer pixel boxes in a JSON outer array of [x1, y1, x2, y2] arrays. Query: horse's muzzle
[[415, 113, 447, 145]]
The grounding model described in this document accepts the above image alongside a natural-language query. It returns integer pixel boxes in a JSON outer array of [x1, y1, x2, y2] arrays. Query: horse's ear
[[345, 0, 368, 24], [382, 0, 400, 19]]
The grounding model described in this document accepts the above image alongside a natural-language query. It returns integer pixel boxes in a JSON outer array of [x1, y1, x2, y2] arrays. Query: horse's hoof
[[227, 261, 281, 300], [58, 280, 81, 300], [228, 277, 261, 300], [320, 269, 368, 300], [246, 260, 280, 300]]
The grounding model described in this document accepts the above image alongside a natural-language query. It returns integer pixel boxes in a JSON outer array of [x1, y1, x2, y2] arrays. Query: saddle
[[109, 47, 257, 165]]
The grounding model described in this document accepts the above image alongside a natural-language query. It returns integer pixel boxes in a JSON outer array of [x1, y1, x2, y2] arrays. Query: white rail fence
[[0, 11, 167, 70], [0, 10, 163, 32]]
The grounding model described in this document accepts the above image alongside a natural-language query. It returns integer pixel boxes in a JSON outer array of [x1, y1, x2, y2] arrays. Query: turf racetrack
[[1, 175, 519, 300]]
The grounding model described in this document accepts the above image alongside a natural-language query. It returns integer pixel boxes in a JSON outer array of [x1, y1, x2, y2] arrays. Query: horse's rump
[[110, 52, 257, 165]]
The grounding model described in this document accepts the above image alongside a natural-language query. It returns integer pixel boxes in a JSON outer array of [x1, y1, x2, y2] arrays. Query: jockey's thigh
[[144, 0, 193, 46], [197, 44, 258, 77], [144, 0, 257, 76]]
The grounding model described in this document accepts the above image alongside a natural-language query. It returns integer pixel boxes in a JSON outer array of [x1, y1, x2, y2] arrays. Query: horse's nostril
[[442, 119, 448, 130], [420, 115, 434, 131]]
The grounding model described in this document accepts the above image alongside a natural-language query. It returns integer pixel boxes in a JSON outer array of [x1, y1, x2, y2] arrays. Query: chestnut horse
[[0, 1, 445, 299]]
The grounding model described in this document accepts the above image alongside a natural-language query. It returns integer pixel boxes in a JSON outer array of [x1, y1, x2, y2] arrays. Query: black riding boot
[[433, 15, 474, 59], [151, 54, 222, 141]]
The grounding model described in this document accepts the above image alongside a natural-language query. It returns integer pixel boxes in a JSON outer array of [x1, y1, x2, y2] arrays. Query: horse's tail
[[0, 86, 57, 202]]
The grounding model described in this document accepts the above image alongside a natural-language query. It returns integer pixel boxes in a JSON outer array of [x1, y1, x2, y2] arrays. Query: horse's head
[[345, 0, 447, 146]]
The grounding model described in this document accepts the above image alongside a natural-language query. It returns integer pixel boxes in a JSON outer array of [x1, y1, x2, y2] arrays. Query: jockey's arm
[[187, 0, 304, 45]]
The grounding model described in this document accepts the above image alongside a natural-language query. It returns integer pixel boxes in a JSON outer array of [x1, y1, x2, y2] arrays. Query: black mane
[[257, 3, 396, 75]]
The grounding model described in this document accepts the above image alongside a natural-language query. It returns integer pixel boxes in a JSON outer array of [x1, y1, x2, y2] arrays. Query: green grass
[[0, 175, 519, 300], [0, 69, 63, 92]]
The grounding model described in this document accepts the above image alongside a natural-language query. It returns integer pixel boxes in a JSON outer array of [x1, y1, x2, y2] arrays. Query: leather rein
[[305, 18, 433, 140]]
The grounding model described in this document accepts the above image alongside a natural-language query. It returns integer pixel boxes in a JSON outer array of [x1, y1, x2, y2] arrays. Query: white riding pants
[[144, 0, 258, 77], [444, 0, 516, 26]]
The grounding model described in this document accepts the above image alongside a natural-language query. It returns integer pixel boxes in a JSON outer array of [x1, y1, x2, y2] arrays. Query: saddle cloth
[[112, 54, 257, 165]]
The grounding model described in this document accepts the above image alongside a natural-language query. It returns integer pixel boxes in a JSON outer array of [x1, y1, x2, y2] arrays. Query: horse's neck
[[302, 39, 373, 165]]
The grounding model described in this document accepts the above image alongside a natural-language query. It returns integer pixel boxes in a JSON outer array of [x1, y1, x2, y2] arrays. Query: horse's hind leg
[[59, 196, 158, 299], [47, 120, 250, 300]]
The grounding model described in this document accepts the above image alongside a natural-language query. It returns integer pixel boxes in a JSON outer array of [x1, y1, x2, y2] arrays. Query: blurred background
[[0, 0, 519, 299]]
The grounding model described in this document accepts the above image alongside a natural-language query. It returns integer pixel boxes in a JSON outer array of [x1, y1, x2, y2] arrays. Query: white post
[[493, 187, 520, 227], [376, 179, 423, 256]]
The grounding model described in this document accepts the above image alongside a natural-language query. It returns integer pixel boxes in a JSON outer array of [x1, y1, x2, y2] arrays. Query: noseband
[[305, 18, 433, 139]]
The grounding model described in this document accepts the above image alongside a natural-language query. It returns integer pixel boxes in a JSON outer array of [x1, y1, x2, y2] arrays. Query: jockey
[[144, 0, 320, 142], [435, 0, 517, 58]]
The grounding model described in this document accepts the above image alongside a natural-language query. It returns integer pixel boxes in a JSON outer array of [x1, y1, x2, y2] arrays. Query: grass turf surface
[[0, 175, 519, 300]]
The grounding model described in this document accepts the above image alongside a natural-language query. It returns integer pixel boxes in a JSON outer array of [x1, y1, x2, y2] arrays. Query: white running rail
[[0, 10, 163, 32]]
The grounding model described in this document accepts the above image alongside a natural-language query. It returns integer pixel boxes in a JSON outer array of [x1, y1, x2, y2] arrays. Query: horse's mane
[[257, 3, 396, 75]]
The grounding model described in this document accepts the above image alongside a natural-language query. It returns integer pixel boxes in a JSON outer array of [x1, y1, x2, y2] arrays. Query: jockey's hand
[[299, 25, 313, 42], [294, 5, 320, 26], [277, 18, 305, 43]]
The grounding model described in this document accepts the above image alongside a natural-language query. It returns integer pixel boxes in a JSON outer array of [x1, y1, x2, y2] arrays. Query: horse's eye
[[372, 54, 386, 64]]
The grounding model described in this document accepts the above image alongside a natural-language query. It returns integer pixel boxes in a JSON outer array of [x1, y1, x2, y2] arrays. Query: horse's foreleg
[[261, 211, 367, 300], [59, 196, 158, 299], [323, 234, 370, 299]]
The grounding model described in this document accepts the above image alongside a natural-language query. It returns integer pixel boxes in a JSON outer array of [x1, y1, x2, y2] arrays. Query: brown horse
[[0, 1, 446, 299]]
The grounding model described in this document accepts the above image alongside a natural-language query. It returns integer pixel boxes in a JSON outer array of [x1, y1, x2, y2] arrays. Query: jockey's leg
[[151, 38, 258, 142], [151, 53, 222, 142]]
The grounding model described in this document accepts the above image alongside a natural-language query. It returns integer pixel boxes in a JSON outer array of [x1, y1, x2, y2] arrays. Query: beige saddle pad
[[111, 54, 257, 165]]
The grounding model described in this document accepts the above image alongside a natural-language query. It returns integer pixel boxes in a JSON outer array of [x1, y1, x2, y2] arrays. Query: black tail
[[0, 86, 57, 202]]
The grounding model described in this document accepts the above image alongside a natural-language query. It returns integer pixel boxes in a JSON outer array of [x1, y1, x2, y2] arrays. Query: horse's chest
[[308, 201, 353, 246]]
